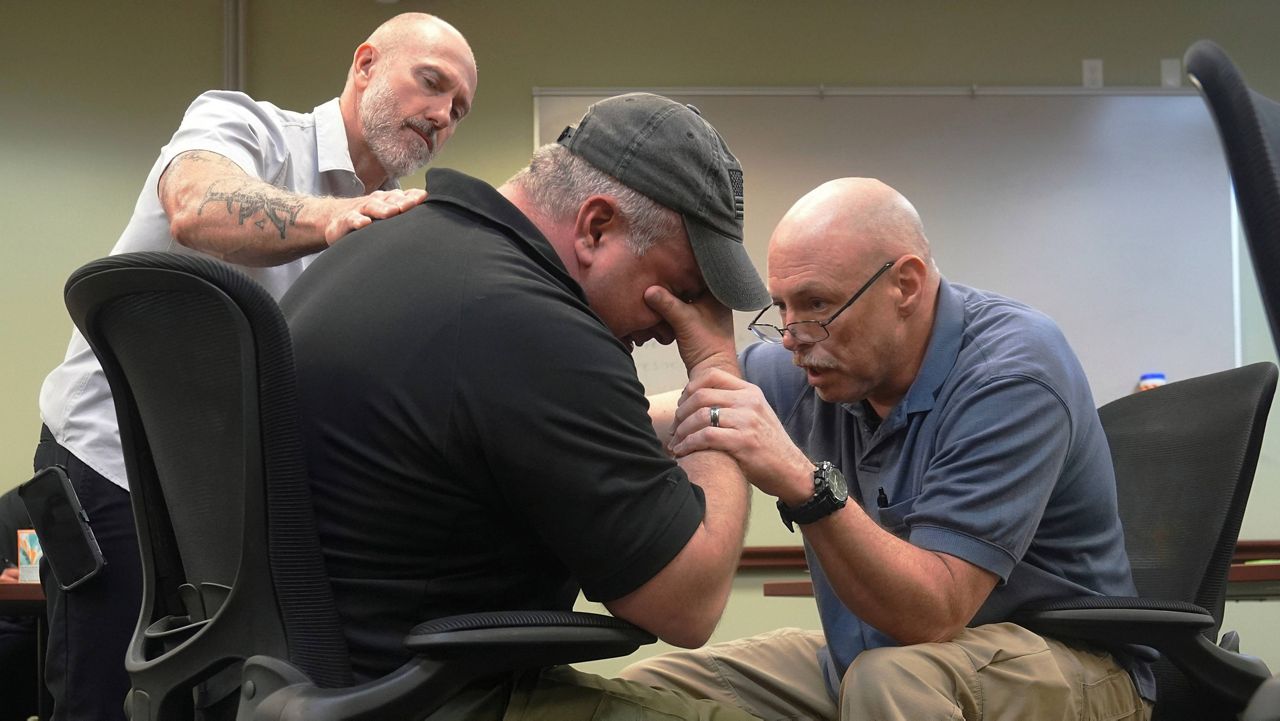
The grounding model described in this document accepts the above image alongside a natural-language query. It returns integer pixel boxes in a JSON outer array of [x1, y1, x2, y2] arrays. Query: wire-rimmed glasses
[[748, 260, 895, 344]]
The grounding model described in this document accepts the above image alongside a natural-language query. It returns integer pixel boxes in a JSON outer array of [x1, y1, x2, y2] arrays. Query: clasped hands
[[643, 286, 813, 503]]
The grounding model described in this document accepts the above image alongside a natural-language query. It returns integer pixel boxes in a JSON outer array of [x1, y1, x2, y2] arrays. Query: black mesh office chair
[[1185, 39, 1280, 721], [1014, 363, 1277, 721], [1186, 41, 1280, 346], [63, 251, 653, 721]]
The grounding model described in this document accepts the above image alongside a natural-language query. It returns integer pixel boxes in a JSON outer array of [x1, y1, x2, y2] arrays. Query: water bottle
[[1136, 372, 1167, 392]]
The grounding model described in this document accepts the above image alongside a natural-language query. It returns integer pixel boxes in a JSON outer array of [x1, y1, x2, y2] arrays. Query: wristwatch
[[777, 461, 849, 532]]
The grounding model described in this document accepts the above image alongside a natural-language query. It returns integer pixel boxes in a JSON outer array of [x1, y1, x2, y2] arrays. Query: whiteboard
[[537, 89, 1236, 545]]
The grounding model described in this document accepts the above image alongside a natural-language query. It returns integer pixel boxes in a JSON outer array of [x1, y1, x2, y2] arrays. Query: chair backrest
[[63, 252, 352, 720], [1099, 362, 1277, 721], [1186, 41, 1280, 350]]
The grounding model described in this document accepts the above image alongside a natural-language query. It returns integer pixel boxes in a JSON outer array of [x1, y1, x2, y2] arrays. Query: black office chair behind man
[[1185, 39, 1280, 721], [63, 251, 654, 720], [1014, 363, 1277, 721], [1186, 40, 1280, 348]]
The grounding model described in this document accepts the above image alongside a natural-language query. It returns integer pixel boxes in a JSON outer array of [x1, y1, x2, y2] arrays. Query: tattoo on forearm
[[199, 185, 304, 240]]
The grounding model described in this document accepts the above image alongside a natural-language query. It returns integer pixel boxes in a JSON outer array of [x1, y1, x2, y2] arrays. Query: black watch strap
[[777, 461, 848, 532]]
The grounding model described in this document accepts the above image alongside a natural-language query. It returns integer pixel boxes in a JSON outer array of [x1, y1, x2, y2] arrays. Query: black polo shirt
[[281, 169, 705, 680]]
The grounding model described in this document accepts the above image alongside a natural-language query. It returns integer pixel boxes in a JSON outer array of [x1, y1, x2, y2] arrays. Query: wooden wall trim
[[741, 541, 1280, 578], [1235, 540, 1280, 562], [738, 546, 807, 570]]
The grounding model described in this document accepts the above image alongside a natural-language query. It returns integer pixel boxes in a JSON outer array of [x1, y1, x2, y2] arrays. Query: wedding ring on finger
[[709, 405, 721, 428]]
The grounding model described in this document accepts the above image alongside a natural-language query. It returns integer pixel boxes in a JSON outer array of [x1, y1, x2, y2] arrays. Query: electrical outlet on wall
[[1083, 59, 1104, 89], [1161, 58, 1183, 88]]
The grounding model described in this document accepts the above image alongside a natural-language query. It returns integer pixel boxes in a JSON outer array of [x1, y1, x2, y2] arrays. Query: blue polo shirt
[[742, 278, 1154, 700]]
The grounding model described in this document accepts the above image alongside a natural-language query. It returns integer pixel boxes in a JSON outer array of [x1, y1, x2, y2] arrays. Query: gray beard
[[361, 81, 436, 180]]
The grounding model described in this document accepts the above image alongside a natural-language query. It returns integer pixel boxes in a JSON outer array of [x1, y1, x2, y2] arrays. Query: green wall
[[6, 0, 1279, 490], [1, 1, 223, 485]]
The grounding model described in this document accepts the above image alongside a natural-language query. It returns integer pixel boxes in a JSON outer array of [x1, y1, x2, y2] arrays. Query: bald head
[[361, 13, 475, 72], [771, 178, 931, 271]]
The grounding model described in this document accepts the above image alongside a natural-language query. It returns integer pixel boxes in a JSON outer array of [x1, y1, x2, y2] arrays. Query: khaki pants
[[619, 624, 1152, 721], [438, 665, 764, 720]]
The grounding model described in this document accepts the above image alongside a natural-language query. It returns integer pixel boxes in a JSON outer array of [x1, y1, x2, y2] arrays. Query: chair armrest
[[237, 653, 470, 721], [404, 610, 656, 669], [238, 610, 655, 721], [1012, 596, 1215, 648], [1013, 595, 1271, 709]]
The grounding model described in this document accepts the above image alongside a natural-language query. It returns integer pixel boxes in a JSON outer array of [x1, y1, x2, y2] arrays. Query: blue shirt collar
[[901, 277, 964, 414], [844, 278, 964, 429]]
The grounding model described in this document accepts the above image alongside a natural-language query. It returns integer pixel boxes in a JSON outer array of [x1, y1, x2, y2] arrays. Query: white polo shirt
[[39, 90, 393, 490]]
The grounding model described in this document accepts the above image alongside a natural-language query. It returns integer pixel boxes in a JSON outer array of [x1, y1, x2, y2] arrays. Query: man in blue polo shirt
[[624, 177, 1153, 721]]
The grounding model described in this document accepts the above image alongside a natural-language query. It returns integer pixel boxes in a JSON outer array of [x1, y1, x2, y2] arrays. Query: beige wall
[[4, 0, 1279, 673]]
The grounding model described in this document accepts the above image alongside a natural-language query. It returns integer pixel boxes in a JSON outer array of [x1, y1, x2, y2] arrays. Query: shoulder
[[329, 202, 595, 338], [956, 284, 1063, 342], [940, 283, 1097, 424], [162, 91, 300, 175], [952, 283, 1082, 386], [178, 90, 296, 130]]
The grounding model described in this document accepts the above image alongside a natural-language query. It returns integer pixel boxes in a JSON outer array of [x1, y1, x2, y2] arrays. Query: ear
[[894, 255, 929, 317], [571, 195, 623, 270], [351, 43, 378, 92]]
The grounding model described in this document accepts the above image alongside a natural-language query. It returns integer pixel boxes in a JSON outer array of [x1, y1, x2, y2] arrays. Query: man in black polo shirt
[[281, 94, 769, 719]]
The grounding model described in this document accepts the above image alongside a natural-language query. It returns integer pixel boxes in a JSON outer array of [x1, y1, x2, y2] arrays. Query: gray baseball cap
[[556, 93, 770, 311]]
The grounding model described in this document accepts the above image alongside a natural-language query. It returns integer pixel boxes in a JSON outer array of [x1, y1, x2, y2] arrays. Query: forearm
[[605, 449, 750, 647], [174, 178, 335, 266], [804, 382, 1064, 641], [648, 389, 681, 448], [680, 448, 752, 602], [802, 503, 995, 643], [671, 364, 753, 593], [159, 151, 336, 266]]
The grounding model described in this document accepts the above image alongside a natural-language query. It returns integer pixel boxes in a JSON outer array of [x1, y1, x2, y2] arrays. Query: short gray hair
[[509, 144, 683, 255]]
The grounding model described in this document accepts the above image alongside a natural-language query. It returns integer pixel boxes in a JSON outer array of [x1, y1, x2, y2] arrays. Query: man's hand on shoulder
[[315, 188, 428, 244]]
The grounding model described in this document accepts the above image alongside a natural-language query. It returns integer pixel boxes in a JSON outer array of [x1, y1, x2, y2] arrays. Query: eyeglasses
[[748, 260, 895, 344]]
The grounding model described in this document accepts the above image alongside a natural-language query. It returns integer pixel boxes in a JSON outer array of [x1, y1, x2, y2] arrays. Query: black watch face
[[827, 465, 849, 502]]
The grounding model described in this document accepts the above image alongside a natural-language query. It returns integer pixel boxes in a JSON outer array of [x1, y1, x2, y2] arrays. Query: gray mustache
[[793, 353, 839, 371]]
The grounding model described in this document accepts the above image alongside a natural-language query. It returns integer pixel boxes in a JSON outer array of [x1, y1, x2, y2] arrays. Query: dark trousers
[[1, 486, 42, 720], [35, 426, 141, 721], [0, 615, 39, 721]]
